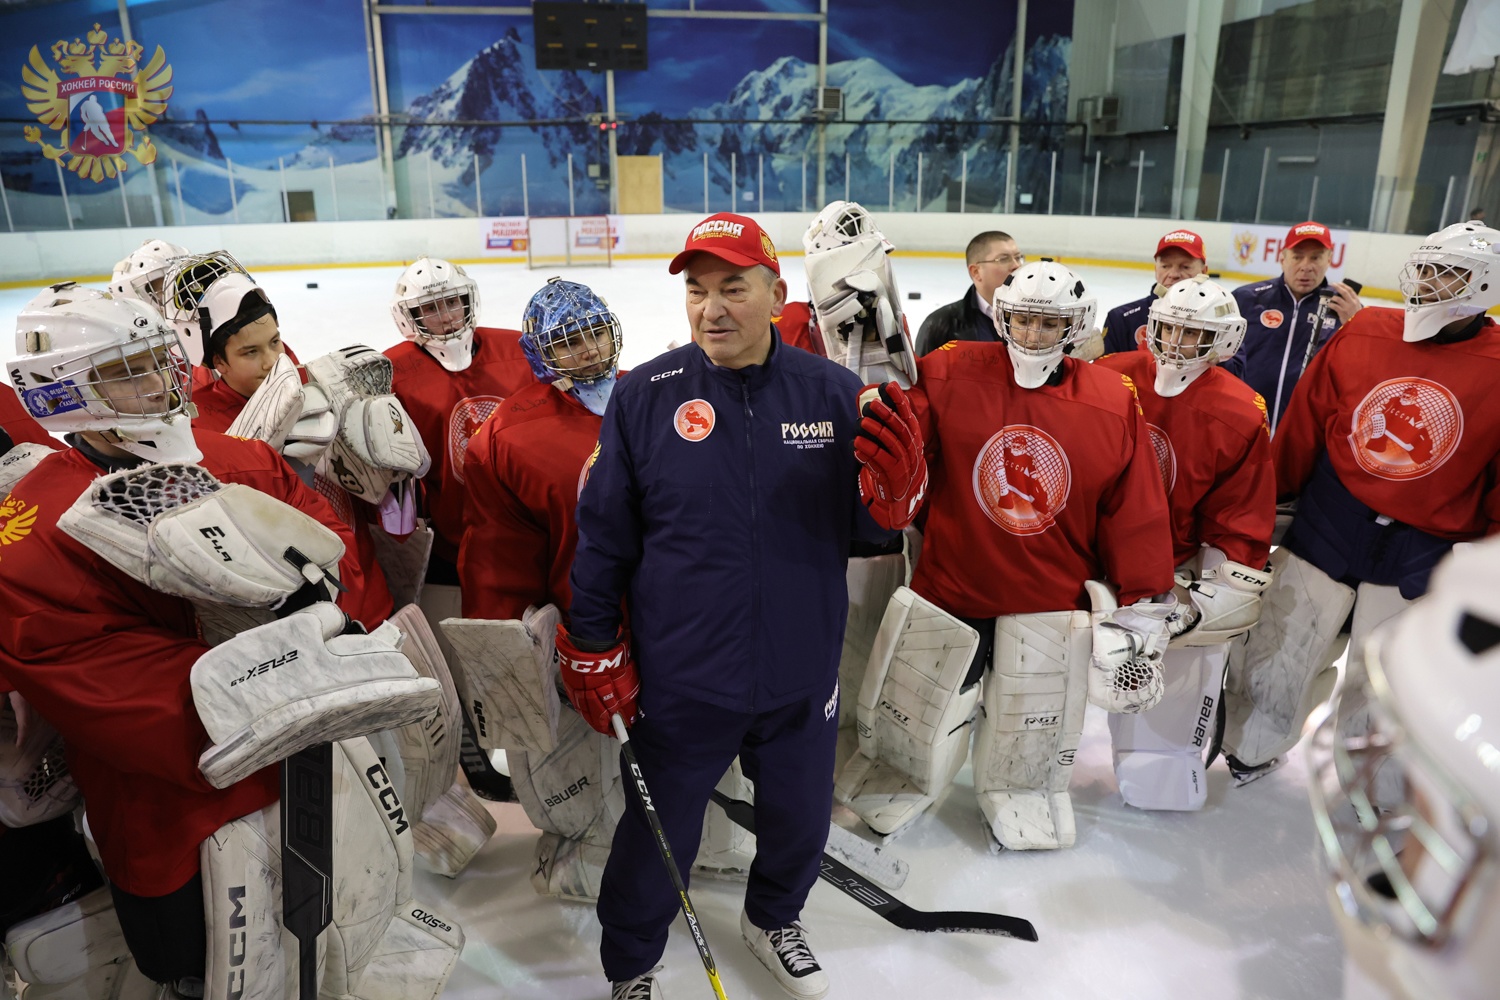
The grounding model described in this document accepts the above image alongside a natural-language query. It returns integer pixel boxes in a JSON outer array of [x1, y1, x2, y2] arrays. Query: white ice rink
[[0, 257, 1347, 1000]]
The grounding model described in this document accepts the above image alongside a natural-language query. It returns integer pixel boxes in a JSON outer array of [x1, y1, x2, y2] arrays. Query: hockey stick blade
[[282, 742, 335, 1000], [709, 790, 1037, 942]]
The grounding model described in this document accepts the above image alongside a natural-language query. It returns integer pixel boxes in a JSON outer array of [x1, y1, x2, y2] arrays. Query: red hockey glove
[[555, 625, 641, 736], [854, 381, 928, 530]]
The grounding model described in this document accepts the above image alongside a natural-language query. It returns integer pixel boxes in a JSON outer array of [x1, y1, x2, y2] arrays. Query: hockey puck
[[306, 282, 319, 289], [908, 291, 921, 300]]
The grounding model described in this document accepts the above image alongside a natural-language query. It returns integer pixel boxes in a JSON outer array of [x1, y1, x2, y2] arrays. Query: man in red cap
[[558, 212, 894, 1000], [1098, 229, 1209, 356], [1230, 220, 1363, 433]]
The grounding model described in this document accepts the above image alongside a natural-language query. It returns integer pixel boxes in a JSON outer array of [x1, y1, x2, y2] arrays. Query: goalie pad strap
[[1221, 548, 1355, 767], [192, 605, 440, 788]]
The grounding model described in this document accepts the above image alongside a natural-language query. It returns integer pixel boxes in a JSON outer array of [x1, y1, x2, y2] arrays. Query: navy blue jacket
[[1102, 288, 1157, 356], [569, 331, 891, 713], [1229, 275, 1343, 433]]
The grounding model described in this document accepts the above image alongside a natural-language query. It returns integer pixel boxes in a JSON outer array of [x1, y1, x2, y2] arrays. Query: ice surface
[[0, 256, 1346, 1000]]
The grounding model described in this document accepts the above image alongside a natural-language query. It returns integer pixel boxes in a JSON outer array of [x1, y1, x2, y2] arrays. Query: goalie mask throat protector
[[392, 257, 481, 373], [1399, 222, 1500, 343], [994, 260, 1097, 390], [1146, 275, 1247, 397], [521, 278, 621, 416], [10, 296, 200, 463]]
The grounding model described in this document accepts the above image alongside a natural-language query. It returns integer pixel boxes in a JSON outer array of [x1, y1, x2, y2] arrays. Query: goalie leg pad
[[1221, 549, 1354, 767], [833, 587, 981, 836], [380, 605, 466, 821], [972, 610, 1092, 850], [693, 760, 756, 879], [199, 739, 411, 1000], [529, 831, 615, 903], [510, 709, 625, 843], [439, 607, 561, 755], [410, 781, 497, 880], [836, 553, 907, 729], [330, 902, 463, 1000], [192, 603, 441, 789], [1109, 644, 1228, 811], [4, 887, 129, 987]]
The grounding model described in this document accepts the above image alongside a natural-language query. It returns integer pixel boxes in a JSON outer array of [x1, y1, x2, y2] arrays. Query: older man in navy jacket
[[557, 212, 893, 1000], [1230, 220, 1363, 434]]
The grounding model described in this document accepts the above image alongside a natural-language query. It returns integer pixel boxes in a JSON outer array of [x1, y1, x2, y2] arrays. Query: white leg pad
[[529, 832, 615, 903], [973, 610, 1092, 850], [833, 587, 981, 836], [1333, 583, 1414, 808], [409, 780, 497, 880], [10, 957, 157, 1000], [1109, 644, 1228, 811], [4, 888, 128, 986], [837, 554, 907, 729], [199, 739, 412, 1000], [439, 606, 561, 755], [510, 709, 624, 841], [693, 761, 755, 880], [415, 585, 462, 688], [1222, 549, 1355, 767], [331, 903, 464, 1000]]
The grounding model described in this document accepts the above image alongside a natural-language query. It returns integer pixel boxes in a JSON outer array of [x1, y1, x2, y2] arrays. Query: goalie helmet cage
[[525, 215, 615, 269]]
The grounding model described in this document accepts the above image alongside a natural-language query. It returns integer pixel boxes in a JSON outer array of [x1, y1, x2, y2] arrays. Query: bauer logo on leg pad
[[1193, 697, 1215, 748], [543, 775, 591, 808]]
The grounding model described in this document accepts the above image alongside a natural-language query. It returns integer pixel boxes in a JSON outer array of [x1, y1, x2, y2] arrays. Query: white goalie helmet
[[1399, 222, 1500, 343], [993, 259, 1097, 389], [801, 200, 916, 386], [391, 256, 480, 373], [1145, 275, 1247, 397], [161, 250, 254, 366], [1307, 536, 1500, 1000], [22, 281, 106, 312], [110, 237, 190, 311], [8, 295, 199, 463]]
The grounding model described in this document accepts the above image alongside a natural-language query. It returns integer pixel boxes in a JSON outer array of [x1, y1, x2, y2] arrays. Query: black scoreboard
[[533, 2, 648, 72]]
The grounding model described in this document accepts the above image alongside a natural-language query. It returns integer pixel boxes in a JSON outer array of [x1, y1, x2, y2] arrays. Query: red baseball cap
[[668, 212, 781, 276], [1284, 220, 1333, 250], [1155, 229, 1206, 261]]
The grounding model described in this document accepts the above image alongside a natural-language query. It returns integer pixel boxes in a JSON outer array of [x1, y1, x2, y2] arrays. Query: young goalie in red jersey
[[837, 259, 1178, 852], [1096, 276, 1275, 811], [1223, 222, 1500, 781]]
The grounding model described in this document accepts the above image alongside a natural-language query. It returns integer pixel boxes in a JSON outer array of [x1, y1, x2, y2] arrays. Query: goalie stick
[[614, 714, 730, 1000], [708, 790, 1038, 941], [281, 742, 334, 1000]]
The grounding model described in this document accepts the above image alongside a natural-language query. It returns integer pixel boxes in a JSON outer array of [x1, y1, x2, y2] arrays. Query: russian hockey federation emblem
[[1348, 377, 1463, 481], [1147, 423, 1176, 493], [448, 395, 503, 484], [972, 425, 1070, 536], [674, 399, 715, 442], [21, 23, 172, 183]]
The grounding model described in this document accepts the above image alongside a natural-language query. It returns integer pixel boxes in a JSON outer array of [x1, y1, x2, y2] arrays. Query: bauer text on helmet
[[1146, 276, 1247, 397], [993, 260, 1097, 389]]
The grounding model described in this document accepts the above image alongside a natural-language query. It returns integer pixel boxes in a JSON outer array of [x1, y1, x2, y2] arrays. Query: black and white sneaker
[[741, 910, 829, 1000], [610, 965, 663, 1000]]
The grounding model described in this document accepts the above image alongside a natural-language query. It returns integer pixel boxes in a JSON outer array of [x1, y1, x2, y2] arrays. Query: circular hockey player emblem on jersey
[[1347, 377, 1463, 480], [1147, 423, 1177, 493], [449, 395, 504, 484], [972, 425, 1071, 535], [674, 399, 715, 442]]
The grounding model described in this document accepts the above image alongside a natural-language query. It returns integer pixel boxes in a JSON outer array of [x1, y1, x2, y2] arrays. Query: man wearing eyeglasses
[[914, 231, 1024, 356]]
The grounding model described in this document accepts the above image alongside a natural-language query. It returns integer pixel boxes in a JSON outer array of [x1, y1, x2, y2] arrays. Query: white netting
[[526, 216, 613, 269], [1148, 424, 1176, 493], [89, 463, 222, 525]]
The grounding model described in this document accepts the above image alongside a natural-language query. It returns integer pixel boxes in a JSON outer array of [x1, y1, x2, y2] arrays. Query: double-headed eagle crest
[[21, 23, 173, 183]]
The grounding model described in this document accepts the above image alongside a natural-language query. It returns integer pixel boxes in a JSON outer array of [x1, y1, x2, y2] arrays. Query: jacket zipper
[[1269, 296, 1306, 435], [742, 376, 758, 707]]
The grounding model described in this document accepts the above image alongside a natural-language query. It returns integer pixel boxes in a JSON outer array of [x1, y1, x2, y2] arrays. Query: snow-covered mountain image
[[0, 24, 1068, 227]]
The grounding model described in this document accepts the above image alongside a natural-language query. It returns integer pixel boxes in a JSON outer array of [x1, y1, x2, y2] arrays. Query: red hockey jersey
[[1275, 307, 1500, 539], [386, 329, 535, 562], [0, 431, 357, 895], [458, 380, 601, 621], [774, 301, 824, 356], [190, 376, 393, 628], [906, 342, 1175, 616], [1096, 352, 1275, 568]]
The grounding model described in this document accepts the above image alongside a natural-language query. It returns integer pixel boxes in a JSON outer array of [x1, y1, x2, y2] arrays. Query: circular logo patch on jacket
[[1347, 377, 1463, 481], [1148, 423, 1177, 493], [1260, 309, 1284, 329], [972, 424, 1071, 535], [674, 399, 716, 442]]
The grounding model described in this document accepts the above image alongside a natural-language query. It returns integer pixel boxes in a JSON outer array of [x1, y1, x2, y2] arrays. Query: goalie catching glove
[[1086, 582, 1175, 714], [554, 626, 640, 736], [1168, 547, 1273, 646], [854, 381, 928, 530]]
